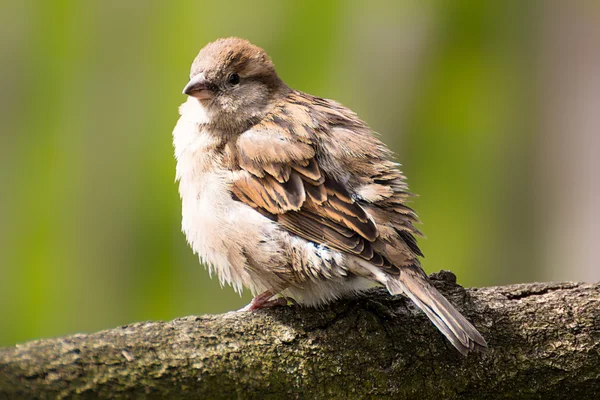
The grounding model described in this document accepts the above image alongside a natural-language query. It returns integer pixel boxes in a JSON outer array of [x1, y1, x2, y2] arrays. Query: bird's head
[[182, 37, 287, 132]]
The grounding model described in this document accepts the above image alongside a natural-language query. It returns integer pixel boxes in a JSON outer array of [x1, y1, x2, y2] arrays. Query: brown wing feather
[[231, 90, 423, 273], [233, 166, 379, 260], [304, 182, 327, 204]]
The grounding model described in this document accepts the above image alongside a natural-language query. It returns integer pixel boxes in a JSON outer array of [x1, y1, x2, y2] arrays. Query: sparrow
[[174, 37, 487, 355]]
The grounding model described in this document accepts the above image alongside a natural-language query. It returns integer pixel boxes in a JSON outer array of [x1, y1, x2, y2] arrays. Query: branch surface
[[1, 272, 599, 399]]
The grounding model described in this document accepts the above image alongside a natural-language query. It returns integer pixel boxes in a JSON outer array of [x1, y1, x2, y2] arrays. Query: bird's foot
[[239, 290, 290, 311]]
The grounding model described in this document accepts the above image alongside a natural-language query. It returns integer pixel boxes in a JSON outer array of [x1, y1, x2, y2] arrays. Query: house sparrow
[[174, 37, 487, 355]]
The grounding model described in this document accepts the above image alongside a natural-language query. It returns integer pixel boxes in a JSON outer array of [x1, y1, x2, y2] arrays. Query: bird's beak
[[182, 73, 213, 100]]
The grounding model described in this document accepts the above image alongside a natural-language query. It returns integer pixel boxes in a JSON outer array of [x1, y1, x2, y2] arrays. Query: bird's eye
[[228, 73, 240, 85]]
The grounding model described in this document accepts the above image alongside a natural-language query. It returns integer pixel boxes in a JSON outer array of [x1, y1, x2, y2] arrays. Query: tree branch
[[1, 272, 599, 399]]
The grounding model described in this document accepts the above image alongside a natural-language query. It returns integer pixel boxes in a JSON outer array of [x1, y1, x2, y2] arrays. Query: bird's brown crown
[[190, 37, 278, 83]]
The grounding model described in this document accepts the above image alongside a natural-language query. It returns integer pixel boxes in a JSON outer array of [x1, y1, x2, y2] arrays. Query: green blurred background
[[1, 0, 599, 347]]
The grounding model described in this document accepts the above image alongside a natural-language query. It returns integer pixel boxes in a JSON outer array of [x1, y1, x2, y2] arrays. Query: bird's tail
[[386, 266, 488, 355]]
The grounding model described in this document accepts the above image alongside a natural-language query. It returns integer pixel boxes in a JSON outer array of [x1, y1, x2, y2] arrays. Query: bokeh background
[[1, 0, 599, 347]]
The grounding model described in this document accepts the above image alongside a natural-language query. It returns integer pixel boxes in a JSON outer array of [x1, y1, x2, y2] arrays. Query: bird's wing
[[231, 92, 422, 274]]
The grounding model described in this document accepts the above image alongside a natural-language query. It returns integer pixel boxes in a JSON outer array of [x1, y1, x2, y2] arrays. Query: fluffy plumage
[[174, 37, 487, 355]]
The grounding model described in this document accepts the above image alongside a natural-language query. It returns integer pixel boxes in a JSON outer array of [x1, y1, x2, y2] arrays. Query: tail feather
[[387, 268, 488, 356]]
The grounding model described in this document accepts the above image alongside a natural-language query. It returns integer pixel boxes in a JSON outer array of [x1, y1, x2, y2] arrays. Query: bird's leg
[[239, 290, 288, 311]]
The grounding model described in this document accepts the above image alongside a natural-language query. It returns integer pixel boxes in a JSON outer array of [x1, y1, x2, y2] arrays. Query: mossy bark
[[1, 272, 599, 399]]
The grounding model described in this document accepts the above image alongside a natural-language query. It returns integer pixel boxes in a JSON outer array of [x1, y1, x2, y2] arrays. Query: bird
[[173, 37, 487, 355]]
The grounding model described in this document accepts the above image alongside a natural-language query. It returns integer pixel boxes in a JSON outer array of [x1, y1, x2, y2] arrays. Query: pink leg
[[239, 290, 288, 311]]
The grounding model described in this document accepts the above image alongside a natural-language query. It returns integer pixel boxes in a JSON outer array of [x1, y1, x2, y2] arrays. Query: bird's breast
[[173, 116, 282, 293]]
